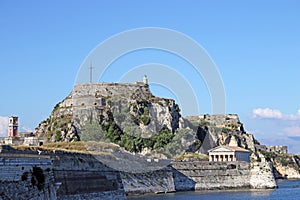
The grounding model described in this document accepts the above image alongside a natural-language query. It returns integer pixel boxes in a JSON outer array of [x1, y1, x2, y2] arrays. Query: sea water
[[127, 179, 300, 200]]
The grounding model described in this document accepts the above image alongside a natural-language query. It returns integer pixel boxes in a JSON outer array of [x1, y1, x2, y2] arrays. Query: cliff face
[[35, 83, 180, 144], [270, 154, 300, 179]]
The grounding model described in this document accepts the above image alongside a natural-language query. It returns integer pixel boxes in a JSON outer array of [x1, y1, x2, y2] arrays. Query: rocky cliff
[[35, 83, 180, 151], [35, 82, 257, 160], [179, 114, 256, 155], [258, 151, 300, 179]]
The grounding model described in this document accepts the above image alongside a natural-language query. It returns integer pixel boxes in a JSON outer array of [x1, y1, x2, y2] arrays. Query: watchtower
[[8, 116, 18, 137]]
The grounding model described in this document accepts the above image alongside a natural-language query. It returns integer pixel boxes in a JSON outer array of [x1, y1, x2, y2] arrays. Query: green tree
[[55, 130, 61, 142]]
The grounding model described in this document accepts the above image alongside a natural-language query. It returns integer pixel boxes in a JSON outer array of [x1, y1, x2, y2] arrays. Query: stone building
[[208, 146, 250, 162]]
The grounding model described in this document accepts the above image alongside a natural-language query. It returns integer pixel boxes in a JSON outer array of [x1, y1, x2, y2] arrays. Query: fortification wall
[[186, 114, 244, 131], [249, 161, 277, 188], [0, 155, 56, 200], [121, 168, 175, 195], [122, 160, 276, 195], [172, 161, 250, 190], [269, 146, 288, 154], [0, 145, 277, 199], [52, 152, 126, 200], [72, 83, 152, 100], [0, 146, 126, 200]]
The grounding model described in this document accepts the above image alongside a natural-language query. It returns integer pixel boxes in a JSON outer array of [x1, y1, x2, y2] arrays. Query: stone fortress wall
[[56, 82, 154, 127], [122, 160, 276, 195], [72, 82, 152, 100], [0, 145, 56, 200], [172, 161, 251, 191], [269, 146, 288, 154], [0, 145, 126, 200], [0, 145, 277, 199], [59, 82, 154, 111], [52, 151, 126, 200], [186, 114, 244, 131]]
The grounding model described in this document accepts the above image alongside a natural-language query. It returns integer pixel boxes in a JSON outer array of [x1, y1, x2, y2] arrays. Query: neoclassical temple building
[[208, 145, 250, 162]]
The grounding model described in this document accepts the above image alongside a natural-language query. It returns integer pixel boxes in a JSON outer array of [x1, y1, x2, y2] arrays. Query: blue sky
[[0, 1, 300, 153]]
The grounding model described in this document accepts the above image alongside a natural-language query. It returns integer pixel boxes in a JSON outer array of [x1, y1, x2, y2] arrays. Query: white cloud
[[249, 108, 300, 154], [252, 108, 283, 119], [0, 116, 8, 137], [252, 108, 300, 120], [284, 126, 300, 137]]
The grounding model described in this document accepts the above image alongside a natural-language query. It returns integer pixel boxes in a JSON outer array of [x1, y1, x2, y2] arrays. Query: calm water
[[128, 180, 300, 200]]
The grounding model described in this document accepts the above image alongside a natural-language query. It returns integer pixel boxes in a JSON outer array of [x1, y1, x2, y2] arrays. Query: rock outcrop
[[272, 154, 300, 179], [183, 114, 256, 154], [35, 82, 258, 160], [35, 83, 180, 144]]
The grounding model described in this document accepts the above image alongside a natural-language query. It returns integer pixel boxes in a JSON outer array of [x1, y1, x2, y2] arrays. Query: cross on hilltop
[[89, 63, 93, 83]]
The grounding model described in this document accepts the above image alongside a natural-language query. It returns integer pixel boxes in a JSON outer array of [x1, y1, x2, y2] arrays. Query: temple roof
[[208, 145, 250, 153]]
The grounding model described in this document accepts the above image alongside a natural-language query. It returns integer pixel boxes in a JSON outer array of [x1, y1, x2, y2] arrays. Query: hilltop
[[34, 80, 300, 179]]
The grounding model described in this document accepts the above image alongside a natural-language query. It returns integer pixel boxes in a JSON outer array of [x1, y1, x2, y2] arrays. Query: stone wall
[[0, 146, 126, 200], [121, 160, 277, 196], [249, 162, 277, 188], [0, 145, 278, 199], [0, 154, 56, 200], [172, 161, 251, 191], [72, 83, 152, 100], [52, 152, 126, 200], [121, 168, 175, 195]]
